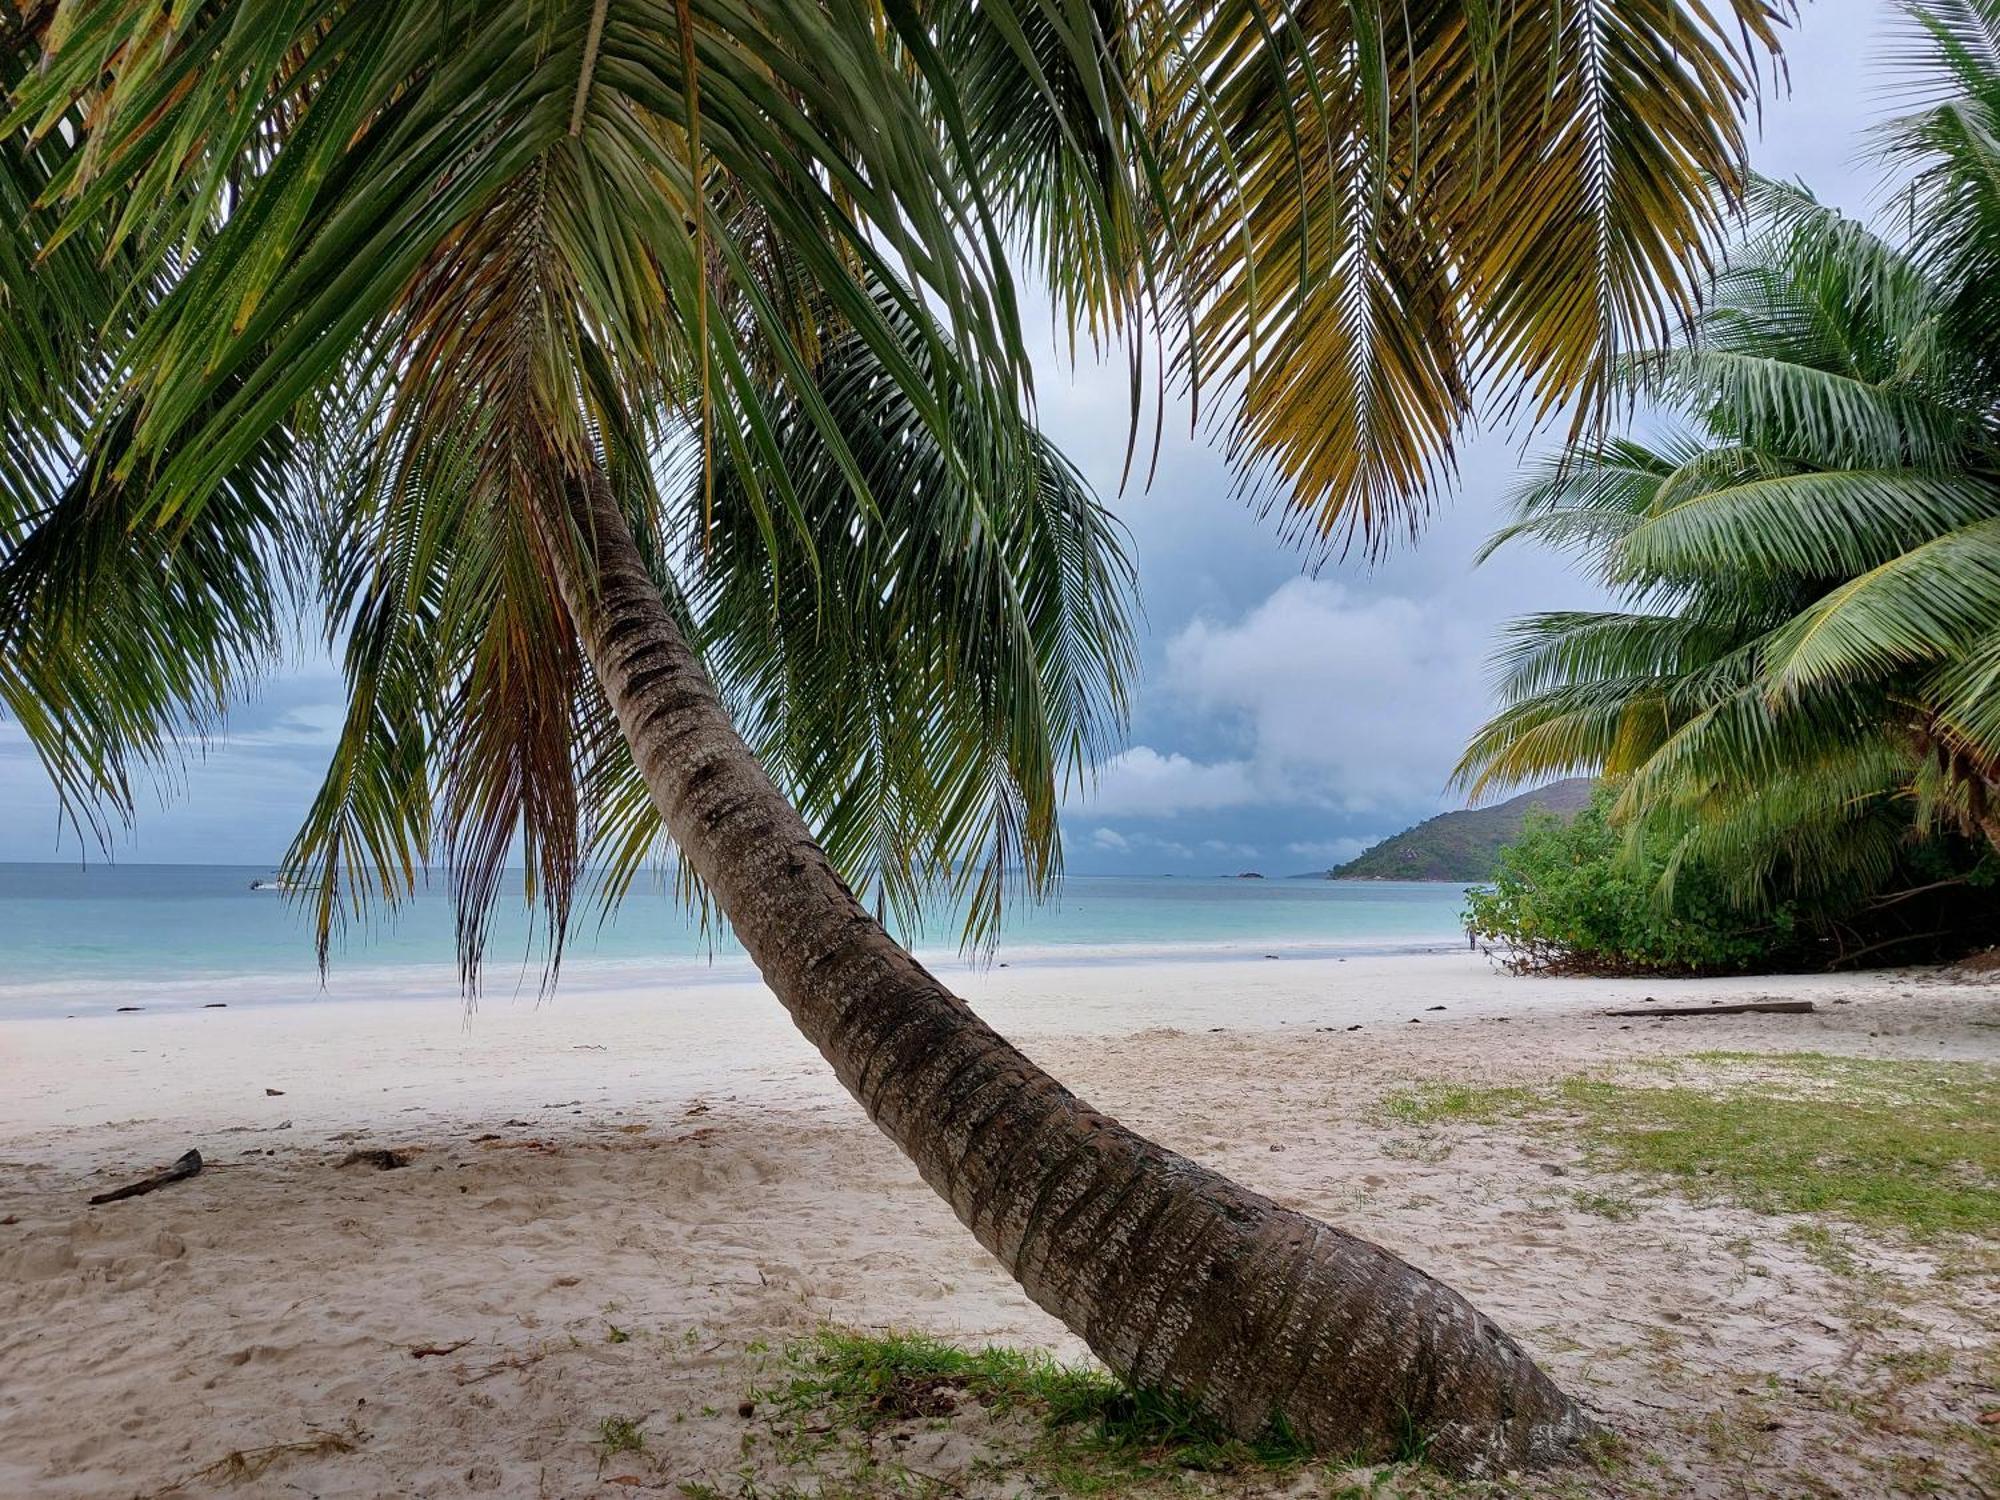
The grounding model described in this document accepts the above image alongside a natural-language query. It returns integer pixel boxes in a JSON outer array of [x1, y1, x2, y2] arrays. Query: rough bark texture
[[548, 473, 1598, 1476]]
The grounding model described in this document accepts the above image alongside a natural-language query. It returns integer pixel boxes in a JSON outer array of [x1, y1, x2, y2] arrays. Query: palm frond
[[1619, 469, 2000, 582], [686, 299, 1137, 947], [1761, 516, 2000, 692], [1157, 0, 1787, 552]]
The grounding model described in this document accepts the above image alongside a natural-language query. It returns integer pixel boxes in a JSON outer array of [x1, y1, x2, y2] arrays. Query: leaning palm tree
[[3, 0, 1787, 1472]]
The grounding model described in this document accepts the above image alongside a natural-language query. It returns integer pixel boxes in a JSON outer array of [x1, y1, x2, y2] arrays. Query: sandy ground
[[0, 953, 1994, 1498]]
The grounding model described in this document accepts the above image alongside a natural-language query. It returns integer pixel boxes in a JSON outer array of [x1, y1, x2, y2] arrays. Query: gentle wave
[[0, 933, 1476, 1018]]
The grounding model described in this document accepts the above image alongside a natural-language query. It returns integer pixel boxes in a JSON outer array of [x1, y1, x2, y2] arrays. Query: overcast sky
[[0, 0, 1894, 872]]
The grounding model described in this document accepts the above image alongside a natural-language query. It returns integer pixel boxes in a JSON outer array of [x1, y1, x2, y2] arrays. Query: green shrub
[[1464, 788, 1798, 974]]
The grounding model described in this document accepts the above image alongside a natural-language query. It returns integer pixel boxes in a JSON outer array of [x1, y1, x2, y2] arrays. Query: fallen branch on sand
[[457, 1350, 550, 1384], [141, 1423, 363, 1496], [1601, 1000, 1815, 1020], [89, 1149, 202, 1206], [408, 1339, 473, 1359]]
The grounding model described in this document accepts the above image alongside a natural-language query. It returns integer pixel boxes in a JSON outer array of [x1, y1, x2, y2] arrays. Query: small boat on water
[[248, 878, 298, 892]]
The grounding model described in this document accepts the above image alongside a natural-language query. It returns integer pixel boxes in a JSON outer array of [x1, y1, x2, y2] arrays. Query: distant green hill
[[1326, 779, 1596, 882]]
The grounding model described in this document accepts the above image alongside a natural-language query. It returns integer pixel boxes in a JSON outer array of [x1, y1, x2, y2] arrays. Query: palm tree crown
[[1458, 0, 2000, 909]]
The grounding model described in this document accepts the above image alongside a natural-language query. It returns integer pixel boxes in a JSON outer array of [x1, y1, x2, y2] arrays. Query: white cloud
[[1069, 578, 1496, 829], [1200, 838, 1261, 859], [1084, 825, 1199, 860], [1078, 745, 1262, 819], [1163, 577, 1490, 811]]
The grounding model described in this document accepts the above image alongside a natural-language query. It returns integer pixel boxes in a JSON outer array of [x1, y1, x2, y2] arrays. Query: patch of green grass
[[597, 1415, 646, 1458], [763, 1328, 1313, 1490], [1551, 1056, 1998, 1239], [1568, 1188, 1639, 1221], [1681, 1049, 1857, 1071], [1378, 1082, 1532, 1127], [1379, 1055, 1997, 1242], [1783, 1222, 1860, 1276], [1380, 1133, 1455, 1165], [713, 1331, 1658, 1498]]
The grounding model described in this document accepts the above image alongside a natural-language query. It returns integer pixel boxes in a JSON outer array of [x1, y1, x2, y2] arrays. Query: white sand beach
[[2, 952, 1995, 1497]]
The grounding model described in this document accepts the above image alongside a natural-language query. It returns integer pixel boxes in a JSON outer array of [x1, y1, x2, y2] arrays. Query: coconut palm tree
[[1459, 0, 2000, 913], [3, 0, 1787, 1472]]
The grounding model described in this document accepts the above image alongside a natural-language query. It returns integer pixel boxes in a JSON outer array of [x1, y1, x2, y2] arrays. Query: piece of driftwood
[[409, 1339, 472, 1359], [88, 1148, 203, 1205], [1602, 1000, 1815, 1019]]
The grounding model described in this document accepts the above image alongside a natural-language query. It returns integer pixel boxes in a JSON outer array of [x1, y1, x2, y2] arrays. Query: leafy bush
[[1464, 789, 1800, 975]]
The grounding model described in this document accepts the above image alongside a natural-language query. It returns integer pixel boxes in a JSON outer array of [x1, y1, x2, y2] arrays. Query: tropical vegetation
[[1465, 787, 1806, 973], [1457, 0, 2000, 966], [3, 0, 1792, 1472]]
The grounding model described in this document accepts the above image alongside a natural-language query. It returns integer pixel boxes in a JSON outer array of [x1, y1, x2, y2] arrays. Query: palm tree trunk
[[545, 470, 1597, 1476]]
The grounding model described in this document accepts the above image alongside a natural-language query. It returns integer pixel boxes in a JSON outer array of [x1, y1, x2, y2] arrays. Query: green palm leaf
[[1762, 517, 2000, 692]]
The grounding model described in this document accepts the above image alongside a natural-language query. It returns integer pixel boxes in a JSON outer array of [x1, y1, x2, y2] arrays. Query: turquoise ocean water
[[0, 863, 1472, 1016]]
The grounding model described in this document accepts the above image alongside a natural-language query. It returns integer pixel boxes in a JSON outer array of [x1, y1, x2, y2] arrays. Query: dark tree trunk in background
[[545, 470, 1597, 1476]]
